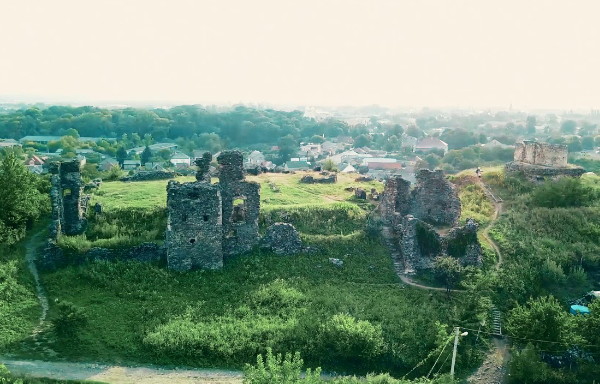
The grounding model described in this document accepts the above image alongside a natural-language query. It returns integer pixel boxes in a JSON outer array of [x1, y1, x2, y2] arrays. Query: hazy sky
[[1, 0, 599, 109]]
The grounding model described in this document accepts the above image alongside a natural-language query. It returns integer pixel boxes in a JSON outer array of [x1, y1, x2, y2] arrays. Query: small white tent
[[341, 164, 357, 173]]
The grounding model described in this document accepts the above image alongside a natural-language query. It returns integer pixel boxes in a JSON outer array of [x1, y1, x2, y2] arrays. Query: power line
[[402, 335, 453, 379], [458, 326, 600, 349], [427, 337, 451, 378]]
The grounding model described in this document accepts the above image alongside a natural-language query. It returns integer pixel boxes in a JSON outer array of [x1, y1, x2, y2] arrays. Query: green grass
[[36, 232, 483, 377], [31, 171, 494, 378], [90, 176, 195, 211], [59, 172, 382, 252], [0, 239, 40, 352]]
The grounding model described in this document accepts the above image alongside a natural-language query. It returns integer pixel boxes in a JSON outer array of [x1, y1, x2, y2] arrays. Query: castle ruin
[[506, 140, 585, 178], [166, 150, 261, 271], [49, 159, 86, 238], [378, 170, 481, 273], [513, 141, 567, 167]]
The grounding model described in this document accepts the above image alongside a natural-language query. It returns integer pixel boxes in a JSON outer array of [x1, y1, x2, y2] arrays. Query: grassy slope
[[16, 172, 497, 378], [0, 232, 41, 352]]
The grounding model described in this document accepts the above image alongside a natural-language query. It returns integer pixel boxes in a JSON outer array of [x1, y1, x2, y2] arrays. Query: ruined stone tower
[[166, 150, 260, 271], [49, 159, 86, 237], [165, 181, 223, 271], [217, 151, 261, 257]]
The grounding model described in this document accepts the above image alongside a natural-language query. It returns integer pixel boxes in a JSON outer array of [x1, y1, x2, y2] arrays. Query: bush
[[244, 348, 321, 384], [319, 314, 384, 360], [52, 301, 88, 336], [531, 177, 597, 208]]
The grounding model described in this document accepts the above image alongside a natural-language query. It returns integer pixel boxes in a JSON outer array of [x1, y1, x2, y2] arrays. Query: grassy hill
[[9, 171, 495, 379]]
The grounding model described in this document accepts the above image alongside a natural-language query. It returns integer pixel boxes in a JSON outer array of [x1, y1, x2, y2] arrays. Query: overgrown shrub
[[52, 301, 88, 336], [530, 177, 597, 208], [319, 314, 384, 360]]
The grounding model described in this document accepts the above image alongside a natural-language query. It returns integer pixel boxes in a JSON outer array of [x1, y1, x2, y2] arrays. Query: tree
[[531, 177, 597, 208], [526, 116, 536, 135], [354, 134, 371, 148], [560, 120, 577, 134], [433, 256, 462, 292], [141, 146, 153, 166], [116, 147, 127, 169], [506, 296, 572, 347], [581, 136, 595, 150], [278, 135, 297, 164], [0, 151, 49, 244], [65, 128, 80, 138], [322, 158, 337, 172]]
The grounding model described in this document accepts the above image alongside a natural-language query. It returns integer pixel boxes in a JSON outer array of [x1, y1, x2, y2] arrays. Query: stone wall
[[411, 169, 461, 226], [378, 176, 411, 225], [121, 170, 176, 182], [378, 170, 481, 273], [49, 160, 86, 238], [379, 170, 460, 226], [165, 150, 261, 271], [514, 141, 568, 167], [39, 241, 165, 271], [399, 216, 481, 272], [505, 161, 585, 178], [166, 181, 223, 271]]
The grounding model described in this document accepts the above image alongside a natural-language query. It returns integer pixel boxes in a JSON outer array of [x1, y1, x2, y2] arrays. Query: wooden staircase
[[491, 306, 503, 337]]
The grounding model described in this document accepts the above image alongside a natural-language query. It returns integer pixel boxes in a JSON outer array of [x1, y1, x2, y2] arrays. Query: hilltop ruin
[[166, 150, 261, 271], [378, 170, 482, 273], [506, 140, 585, 178], [48, 159, 87, 238]]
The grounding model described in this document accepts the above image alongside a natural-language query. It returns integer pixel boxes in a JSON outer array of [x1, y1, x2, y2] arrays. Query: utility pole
[[450, 327, 460, 378], [450, 327, 468, 378]]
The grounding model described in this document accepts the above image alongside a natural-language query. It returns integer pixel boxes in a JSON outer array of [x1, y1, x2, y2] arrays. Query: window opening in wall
[[203, 215, 209, 222], [231, 197, 247, 223], [189, 238, 196, 244]]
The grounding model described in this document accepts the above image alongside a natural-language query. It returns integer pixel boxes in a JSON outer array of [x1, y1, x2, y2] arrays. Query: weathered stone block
[[261, 223, 304, 255]]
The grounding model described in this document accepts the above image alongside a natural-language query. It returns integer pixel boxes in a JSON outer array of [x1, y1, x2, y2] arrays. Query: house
[[25, 155, 45, 174], [0, 139, 21, 148], [19, 136, 115, 144], [321, 141, 341, 155], [99, 157, 119, 171], [401, 135, 418, 151], [414, 137, 449, 154], [130, 142, 179, 155], [170, 152, 191, 167], [484, 139, 513, 149], [123, 160, 141, 170], [327, 150, 373, 166], [246, 150, 266, 165], [362, 158, 402, 170], [284, 160, 311, 171], [299, 143, 322, 158]]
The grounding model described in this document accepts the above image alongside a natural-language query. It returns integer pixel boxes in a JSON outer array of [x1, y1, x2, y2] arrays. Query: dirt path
[[478, 182, 504, 269], [467, 338, 510, 384], [24, 230, 49, 330], [22, 227, 61, 359], [0, 359, 243, 384]]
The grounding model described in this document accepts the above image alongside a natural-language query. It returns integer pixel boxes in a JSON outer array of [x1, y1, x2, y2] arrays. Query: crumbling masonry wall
[[378, 170, 481, 272], [166, 151, 261, 271], [49, 160, 86, 237], [411, 169, 461, 226], [166, 181, 223, 271], [514, 141, 568, 167], [379, 171, 461, 227], [218, 151, 261, 257]]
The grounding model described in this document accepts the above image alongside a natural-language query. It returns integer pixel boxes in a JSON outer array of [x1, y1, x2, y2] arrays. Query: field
[[15, 171, 497, 379]]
